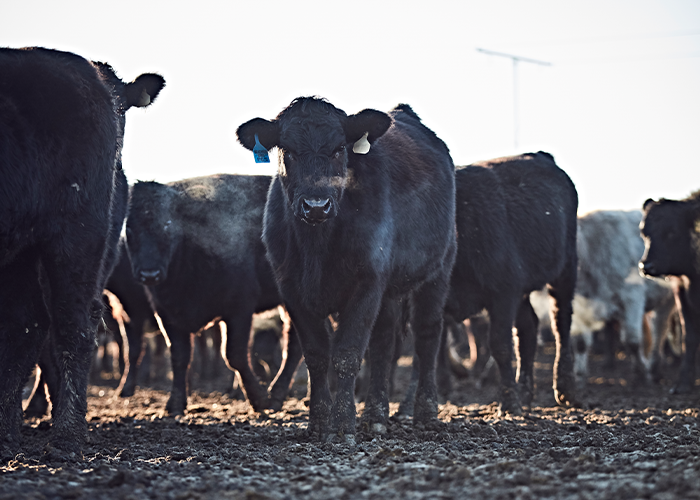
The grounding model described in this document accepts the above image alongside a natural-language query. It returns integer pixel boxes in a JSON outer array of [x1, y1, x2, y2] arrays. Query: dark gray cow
[[237, 98, 457, 441], [0, 47, 163, 459], [640, 192, 700, 393], [125, 174, 303, 414], [443, 152, 579, 414]]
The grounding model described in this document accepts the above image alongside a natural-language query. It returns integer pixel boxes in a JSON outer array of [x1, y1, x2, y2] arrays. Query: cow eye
[[333, 146, 345, 159], [285, 150, 294, 161], [164, 220, 171, 230]]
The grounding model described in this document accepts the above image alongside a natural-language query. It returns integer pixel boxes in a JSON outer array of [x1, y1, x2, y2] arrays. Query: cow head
[[639, 197, 700, 278], [236, 97, 392, 225], [126, 181, 181, 286], [94, 62, 165, 170]]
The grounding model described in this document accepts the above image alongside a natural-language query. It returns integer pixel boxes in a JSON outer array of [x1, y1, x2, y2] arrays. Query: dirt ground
[[2, 341, 700, 500]]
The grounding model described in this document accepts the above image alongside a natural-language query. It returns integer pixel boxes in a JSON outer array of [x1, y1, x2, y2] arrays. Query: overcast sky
[[3, 0, 699, 213]]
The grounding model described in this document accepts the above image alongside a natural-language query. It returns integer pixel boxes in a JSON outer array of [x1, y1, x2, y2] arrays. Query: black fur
[[0, 47, 163, 459], [444, 152, 579, 413], [640, 191, 700, 394], [237, 97, 457, 440], [125, 174, 303, 414]]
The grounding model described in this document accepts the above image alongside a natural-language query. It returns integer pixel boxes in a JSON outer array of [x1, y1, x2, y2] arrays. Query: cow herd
[[1, 47, 698, 460]]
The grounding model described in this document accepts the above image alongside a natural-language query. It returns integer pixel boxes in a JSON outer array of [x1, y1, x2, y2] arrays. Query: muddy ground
[[2, 341, 700, 500]]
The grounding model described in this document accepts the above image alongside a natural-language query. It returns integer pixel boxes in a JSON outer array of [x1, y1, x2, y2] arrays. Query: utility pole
[[477, 48, 551, 149]]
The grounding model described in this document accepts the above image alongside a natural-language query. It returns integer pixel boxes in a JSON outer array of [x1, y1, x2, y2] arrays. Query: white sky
[[2, 0, 699, 214]]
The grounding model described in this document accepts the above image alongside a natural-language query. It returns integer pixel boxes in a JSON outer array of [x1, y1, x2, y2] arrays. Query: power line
[[476, 48, 552, 149]]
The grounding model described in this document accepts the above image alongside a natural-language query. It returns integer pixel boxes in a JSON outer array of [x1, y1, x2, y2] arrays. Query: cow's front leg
[[360, 297, 401, 434], [161, 318, 193, 415], [329, 288, 384, 443], [285, 306, 332, 440]]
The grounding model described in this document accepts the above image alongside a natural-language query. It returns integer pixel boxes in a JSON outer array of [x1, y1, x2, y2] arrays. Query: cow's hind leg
[[548, 267, 579, 407], [488, 295, 522, 416], [515, 296, 538, 409], [42, 249, 104, 457], [360, 297, 400, 434], [410, 268, 452, 427], [222, 314, 269, 412], [0, 252, 50, 460]]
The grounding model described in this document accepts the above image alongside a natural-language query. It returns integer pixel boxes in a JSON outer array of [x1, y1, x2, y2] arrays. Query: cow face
[[237, 97, 392, 225], [639, 198, 697, 278], [126, 182, 180, 286], [93, 62, 165, 170]]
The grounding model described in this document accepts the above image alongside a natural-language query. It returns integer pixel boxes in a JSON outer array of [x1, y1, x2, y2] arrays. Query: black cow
[[0, 47, 163, 458], [125, 174, 303, 414], [237, 97, 457, 442], [639, 192, 700, 393], [443, 152, 579, 414]]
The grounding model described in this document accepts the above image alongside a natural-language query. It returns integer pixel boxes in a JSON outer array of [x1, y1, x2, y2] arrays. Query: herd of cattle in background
[[2, 47, 700, 459]]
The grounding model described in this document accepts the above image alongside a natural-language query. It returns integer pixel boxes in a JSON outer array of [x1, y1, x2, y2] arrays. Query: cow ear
[[643, 198, 655, 211], [344, 109, 392, 152], [125, 74, 166, 110], [237, 118, 279, 151]]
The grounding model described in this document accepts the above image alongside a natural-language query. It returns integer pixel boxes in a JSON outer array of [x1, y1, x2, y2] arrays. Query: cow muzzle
[[138, 269, 163, 285], [300, 197, 333, 224]]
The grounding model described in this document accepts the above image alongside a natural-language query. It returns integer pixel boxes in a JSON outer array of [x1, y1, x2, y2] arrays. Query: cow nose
[[139, 269, 161, 285], [301, 197, 332, 222]]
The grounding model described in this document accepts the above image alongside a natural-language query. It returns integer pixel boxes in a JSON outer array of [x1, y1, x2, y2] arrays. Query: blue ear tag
[[253, 134, 270, 163]]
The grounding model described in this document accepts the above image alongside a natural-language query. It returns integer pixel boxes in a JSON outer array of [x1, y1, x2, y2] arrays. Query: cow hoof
[[371, 423, 387, 434], [118, 385, 135, 398], [670, 382, 693, 395], [554, 389, 580, 408], [326, 433, 356, 446], [165, 400, 186, 416]]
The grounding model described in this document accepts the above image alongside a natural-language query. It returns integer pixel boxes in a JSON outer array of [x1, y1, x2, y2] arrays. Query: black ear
[[344, 109, 392, 144], [643, 198, 656, 211], [125, 74, 166, 110], [237, 118, 279, 151]]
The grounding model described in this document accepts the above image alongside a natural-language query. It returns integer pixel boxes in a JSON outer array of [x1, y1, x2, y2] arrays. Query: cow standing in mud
[[639, 192, 700, 394], [125, 174, 303, 414], [237, 97, 457, 442], [443, 152, 579, 414], [0, 47, 163, 459]]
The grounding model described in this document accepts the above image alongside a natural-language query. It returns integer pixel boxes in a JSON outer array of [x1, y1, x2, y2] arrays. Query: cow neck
[[292, 214, 337, 310]]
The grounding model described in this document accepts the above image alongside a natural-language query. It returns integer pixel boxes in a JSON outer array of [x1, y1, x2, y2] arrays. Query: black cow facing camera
[[237, 97, 457, 442], [639, 192, 700, 394], [0, 47, 163, 460]]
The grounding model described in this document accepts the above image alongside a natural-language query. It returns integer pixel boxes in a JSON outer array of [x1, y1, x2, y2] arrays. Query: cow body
[[237, 98, 457, 441], [640, 192, 700, 393], [125, 174, 303, 414], [573, 210, 674, 383], [444, 152, 578, 413], [0, 47, 163, 458]]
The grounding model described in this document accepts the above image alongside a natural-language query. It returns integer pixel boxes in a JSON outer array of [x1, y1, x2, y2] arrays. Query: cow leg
[[27, 341, 61, 418], [285, 307, 332, 440], [0, 252, 50, 459], [268, 321, 304, 412], [161, 318, 193, 415], [515, 297, 538, 409], [118, 320, 145, 397], [360, 297, 401, 434], [410, 269, 452, 426], [548, 269, 579, 408], [222, 315, 268, 412], [620, 294, 651, 384], [42, 251, 103, 456], [672, 287, 700, 394], [649, 296, 675, 383], [488, 295, 522, 416], [328, 295, 383, 442]]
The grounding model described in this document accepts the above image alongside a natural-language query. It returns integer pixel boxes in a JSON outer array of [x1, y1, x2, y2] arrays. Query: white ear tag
[[353, 132, 370, 154]]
